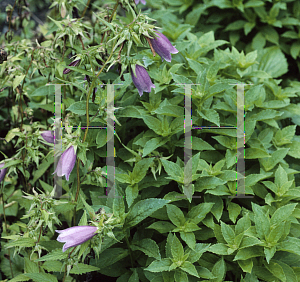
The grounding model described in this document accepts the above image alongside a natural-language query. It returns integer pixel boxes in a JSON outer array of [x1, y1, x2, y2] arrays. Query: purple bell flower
[[135, 0, 146, 4], [56, 226, 98, 252], [0, 163, 7, 182], [53, 145, 76, 181], [41, 131, 55, 144], [63, 59, 81, 74], [149, 31, 179, 62], [131, 64, 155, 97]]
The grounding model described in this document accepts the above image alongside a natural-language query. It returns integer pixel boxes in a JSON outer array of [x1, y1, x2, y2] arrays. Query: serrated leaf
[[125, 198, 170, 229]]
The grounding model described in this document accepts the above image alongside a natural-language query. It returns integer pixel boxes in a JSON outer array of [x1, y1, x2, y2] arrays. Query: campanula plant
[[2, 0, 300, 281]]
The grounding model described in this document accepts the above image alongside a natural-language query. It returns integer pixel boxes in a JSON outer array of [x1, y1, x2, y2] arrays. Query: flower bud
[[0, 163, 7, 182], [41, 130, 55, 144], [63, 59, 81, 74]]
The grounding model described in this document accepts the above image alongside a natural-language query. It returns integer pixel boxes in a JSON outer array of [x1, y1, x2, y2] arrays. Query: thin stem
[[37, 202, 43, 244], [62, 264, 67, 282], [145, 37, 155, 57], [81, 0, 91, 18], [78, 35, 85, 50], [73, 37, 118, 225], [1, 182, 13, 278], [125, 232, 134, 268]]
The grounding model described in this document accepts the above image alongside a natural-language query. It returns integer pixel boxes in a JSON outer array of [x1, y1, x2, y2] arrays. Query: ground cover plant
[[1, 0, 300, 281]]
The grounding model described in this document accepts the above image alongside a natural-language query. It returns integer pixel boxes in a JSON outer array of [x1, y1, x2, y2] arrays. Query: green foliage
[[1, 0, 300, 281]]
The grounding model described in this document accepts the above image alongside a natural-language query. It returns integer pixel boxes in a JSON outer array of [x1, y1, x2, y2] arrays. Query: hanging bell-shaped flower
[[56, 226, 98, 252]]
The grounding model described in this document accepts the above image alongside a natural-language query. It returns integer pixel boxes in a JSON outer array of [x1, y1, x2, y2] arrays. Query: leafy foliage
[[1, 0, 300, 281]]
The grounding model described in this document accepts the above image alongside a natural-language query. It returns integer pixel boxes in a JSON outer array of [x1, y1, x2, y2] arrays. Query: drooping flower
[[56, 226, 98, 252], [131, 64, 155, 97], [0, 163, 7, 182], [63, 59, 81, 74], [135, 0, 146, 4], [41, 130, 55, 144], [53, 145, 76, 181], [148, 31, 179, 62]]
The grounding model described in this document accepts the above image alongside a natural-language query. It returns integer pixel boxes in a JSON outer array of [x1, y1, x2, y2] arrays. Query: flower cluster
[[131, 31, 178, 96]]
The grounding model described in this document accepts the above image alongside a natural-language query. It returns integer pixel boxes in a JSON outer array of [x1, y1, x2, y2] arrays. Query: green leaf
[[161, 159, 183, 180], [24, 258, 39, 274], [41, 261, 63, 272], [124, 198, 170, 229], [24, 273, 58, 282], [166, 204, 186, 227], [97, 248, 129, 269], [180, 231, 196, 251], [291, 42, 300, 59], [171, 234, 184, 261], [144, 258, 173, 272], [228, 202, 241, 223], [131, 238, 161, 260], [171, 73, 194, 85], [186, 202, 214, 225], [30, 85, 55, 97], [66, 101, 99, 116], [142, 137, 168, 157], [5, 237, 36, 248], [187, 243, 210, 263], [7, 274, 31, 282], [180, 261, 199, 278], [13, 75, 25, 90], [237, 259, 253, 273], [263, 260, 285, 281], [239, 237, 263, 249], [220, 221, 235, 245], [113, 192, 125, 220], [186, 58, 204, 74], [264, 246, 277, 263], [35, 249, 68, 262], [252, 203, 270, 240], [260, 148, 290, 171], [174, 269, 188, 282], [142, 116, 163, 135], [258, 46, 288, 78], [270, 203, 297, 227], [96, 130, 107, 148], [70, 263, 100, 274], [146, 221, 176, 233], [126, 184, 139, 208], [211, 258, 226, 281], [208, 243, 229, 255], [234, 246, 264, 261], [131, 157, 155, 183]]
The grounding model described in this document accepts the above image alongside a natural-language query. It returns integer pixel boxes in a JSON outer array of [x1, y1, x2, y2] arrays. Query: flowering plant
[[1, 0, 300, 281]]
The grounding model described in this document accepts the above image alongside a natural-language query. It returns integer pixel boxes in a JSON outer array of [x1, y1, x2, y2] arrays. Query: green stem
[[1, 182, 13, 278], [125, 232, 134, 268], [73, 36, 118, 225]]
